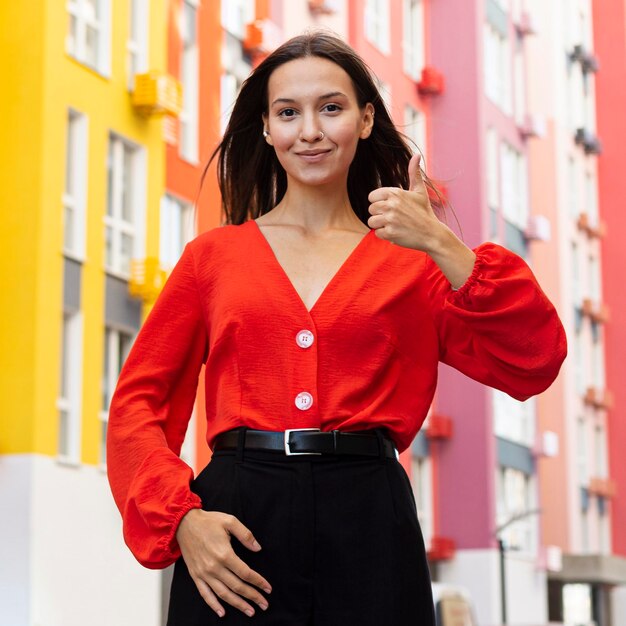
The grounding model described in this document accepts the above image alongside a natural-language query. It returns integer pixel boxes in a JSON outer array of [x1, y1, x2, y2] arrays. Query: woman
[[107, 32, 566, 625]]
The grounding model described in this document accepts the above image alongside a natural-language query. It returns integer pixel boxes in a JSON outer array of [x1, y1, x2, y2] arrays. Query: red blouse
[[107, 219, 566, 569]]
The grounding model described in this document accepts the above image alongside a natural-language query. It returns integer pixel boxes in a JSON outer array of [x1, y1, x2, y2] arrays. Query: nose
[[299, 114, 324, 142]]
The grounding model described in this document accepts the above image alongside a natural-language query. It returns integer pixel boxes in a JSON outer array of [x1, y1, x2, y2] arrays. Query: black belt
[[213, 428, 398, 459]]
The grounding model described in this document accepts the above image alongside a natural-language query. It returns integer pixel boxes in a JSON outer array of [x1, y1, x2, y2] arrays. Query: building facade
[[0, 0, 182, 623]]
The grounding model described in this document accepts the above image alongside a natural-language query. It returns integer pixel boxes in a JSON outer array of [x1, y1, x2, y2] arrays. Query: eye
[[323, 103, 342, 113], [278, 108, 297, 118]]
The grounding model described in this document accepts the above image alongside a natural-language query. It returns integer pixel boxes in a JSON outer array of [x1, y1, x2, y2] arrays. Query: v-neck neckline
[[249, 219, 374, 316]]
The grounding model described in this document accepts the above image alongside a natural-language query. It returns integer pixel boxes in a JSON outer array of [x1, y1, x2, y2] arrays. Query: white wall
[[612, 585, 626, 626], [1, 454, 163, 626], [438, 548, 549, 625]]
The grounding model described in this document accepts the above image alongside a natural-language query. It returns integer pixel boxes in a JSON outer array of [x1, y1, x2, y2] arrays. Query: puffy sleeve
[[106, 241, 208, 569], [427, 242, 567, 400]]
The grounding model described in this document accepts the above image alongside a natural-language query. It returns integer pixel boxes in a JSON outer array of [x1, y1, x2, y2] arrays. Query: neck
[[269, 176, 365, 234]]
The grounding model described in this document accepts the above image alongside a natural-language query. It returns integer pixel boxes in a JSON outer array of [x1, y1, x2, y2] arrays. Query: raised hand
[[367, 153, 442, 252], [176, 509, 272, 618], [367, 153, 476, 289]]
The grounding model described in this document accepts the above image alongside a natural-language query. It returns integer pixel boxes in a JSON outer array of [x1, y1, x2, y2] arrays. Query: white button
[[296, 329, 314, 349], [295, 392, 313, 410]]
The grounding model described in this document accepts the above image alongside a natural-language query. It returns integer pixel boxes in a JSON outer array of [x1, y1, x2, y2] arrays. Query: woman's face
[[262, 56, 374, 189]]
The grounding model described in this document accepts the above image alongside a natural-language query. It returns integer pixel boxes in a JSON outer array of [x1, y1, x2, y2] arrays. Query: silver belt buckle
[[284, 428, 322, 456]]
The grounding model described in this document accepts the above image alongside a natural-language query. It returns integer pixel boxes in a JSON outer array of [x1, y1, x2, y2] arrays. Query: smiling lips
[[296, 149, 331, 161]]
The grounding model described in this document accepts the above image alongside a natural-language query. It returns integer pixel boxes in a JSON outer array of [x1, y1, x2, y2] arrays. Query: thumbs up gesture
[[367, 153, 441, 252], [368, 153, 476, 288]]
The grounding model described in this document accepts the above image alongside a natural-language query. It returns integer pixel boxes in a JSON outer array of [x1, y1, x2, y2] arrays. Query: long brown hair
[[199, 31, 448, 226]]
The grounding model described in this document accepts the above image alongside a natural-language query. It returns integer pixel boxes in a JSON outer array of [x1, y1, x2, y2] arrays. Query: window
[[160, 195, 195, 270], [63, 109, 88, 259], [577, 417, 588, 486], [496, 467, 536, 554], [500, 143, 529, 229], [486, 127, 499, 210], [220, 72, 240, 135], [411, 457, 433, 549], [585, 172, 598, 226], [57, 311, 83, 462], [180, 0, 199, 163], [513, 38, 525, 127], [592, 330, 605, 391], [493, 389, 535, 445], [66, 0, 111, 75], [100, 327, 134, 465], [365, 0, 391, 55], [376, 78, 392, 116], [594, 425, 608, 478], [104, 134, 145, 277], [404, 105, 427, 162], [573, 329, 585, 395], [568, 157, 579, 218], [221, 0, 254, 39], [127, 0, 149, 91], [484, 22, 513, 115], [402, 0, 424, 80]]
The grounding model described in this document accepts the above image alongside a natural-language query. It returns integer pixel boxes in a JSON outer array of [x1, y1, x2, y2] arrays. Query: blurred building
[[2, 1, 625, 625]]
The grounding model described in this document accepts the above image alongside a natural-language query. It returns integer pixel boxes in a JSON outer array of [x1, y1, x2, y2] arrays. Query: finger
[[209, 577, 260, 617], [408, 152, 424, 192], [227, 554, 273, 594], [368, 186, 397, 204], [367, 214, 387, 231], [367, 199, 386, 215], [195, 577, 226, 618], [225, 516, 263, 553], [219, 567, 269, 609]]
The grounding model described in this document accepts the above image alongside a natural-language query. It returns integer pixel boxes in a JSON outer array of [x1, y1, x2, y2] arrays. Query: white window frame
[[500, 143, 529, 229], [160, 194, 196, 271], [99, 326, 135, 467], [220, 72, 240, 135], [486, 127, 499, 210], [411, 457, 433, 549], [402, 0, 425, 81], [179, 0, 200, 163], [66, 0, 111, 76], [577, 416, 588, 487], [63, 109, 88, 260], [57, 311, 83, 464], [496, 467, 537, 556], [127, 0, 149, 91], [493, 388, 535, 445], [403, 105, 427, 164], [365, 0, 391, 55], [104, 133, 146, 278], [221, 0, 255, 40]]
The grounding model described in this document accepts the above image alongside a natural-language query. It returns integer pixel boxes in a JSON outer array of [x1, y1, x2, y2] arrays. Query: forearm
[[425, 224, 476, 290]]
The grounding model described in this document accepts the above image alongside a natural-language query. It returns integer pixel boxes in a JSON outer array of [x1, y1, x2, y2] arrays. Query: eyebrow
[[270, 92, 348, 107]]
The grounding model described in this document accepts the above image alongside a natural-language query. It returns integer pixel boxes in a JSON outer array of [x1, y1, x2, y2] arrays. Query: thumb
[[408, 153, 424, 192]]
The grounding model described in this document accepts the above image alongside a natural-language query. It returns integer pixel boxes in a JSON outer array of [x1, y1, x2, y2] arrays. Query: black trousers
[[167, 434, 435, 625]]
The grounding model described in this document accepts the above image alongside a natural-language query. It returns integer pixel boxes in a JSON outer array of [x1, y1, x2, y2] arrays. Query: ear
[[261, 113, 273, 145], [359, 103, 375, 139]]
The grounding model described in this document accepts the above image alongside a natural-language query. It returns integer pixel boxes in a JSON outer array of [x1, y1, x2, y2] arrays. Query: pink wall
[[593, 0, 626, 557]]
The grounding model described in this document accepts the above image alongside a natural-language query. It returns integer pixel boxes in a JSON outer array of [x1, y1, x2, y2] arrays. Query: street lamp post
[[494, 508, 542, 625]]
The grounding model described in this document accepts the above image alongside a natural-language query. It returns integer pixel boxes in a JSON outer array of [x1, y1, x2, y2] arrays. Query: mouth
[[296, 149, 331, 161]]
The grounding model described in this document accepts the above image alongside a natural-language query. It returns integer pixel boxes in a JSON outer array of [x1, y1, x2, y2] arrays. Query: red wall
[[593, 0, 626, 556]]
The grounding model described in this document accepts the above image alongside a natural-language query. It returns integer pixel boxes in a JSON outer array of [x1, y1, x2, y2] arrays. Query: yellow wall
[[0, 0, 166, 464]]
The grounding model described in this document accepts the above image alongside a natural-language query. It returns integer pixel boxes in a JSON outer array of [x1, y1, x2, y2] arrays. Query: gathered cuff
[[448, 246, 486, 300], [155, 492, 203, 567]]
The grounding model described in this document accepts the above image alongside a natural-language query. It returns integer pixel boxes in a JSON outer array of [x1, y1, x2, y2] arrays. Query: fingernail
[[252, 539, 262, 550], [217, 609, 225, 618], [263, 586, 272, 594], [245, 609, 254, 617], [259, 603, 268, 611]]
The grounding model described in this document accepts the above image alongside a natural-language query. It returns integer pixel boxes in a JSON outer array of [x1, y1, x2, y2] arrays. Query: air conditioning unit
[[417, 66, 445, 96], [132, 72, 183, 118], [428, 536, 456, 561], [519, 113, 546, 139], [308, 0, 339, 14], [425, 414, 453, 440], [515, 11, 537, 37], [574, 128, 603, 155], [524, 215, 551, 242]]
